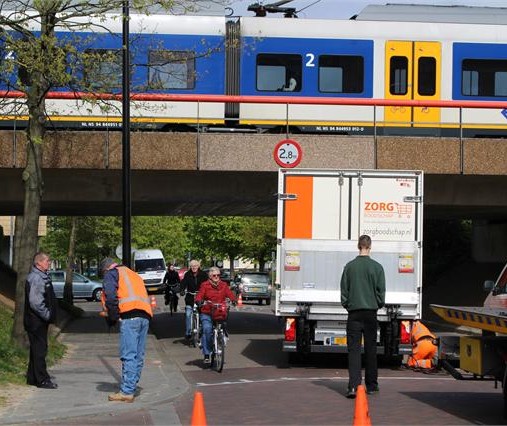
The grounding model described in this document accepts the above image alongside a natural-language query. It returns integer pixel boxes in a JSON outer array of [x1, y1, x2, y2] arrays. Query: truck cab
[[484, 262, 507, 309]]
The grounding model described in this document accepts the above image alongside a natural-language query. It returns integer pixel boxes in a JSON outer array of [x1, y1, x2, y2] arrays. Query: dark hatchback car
[[233, 272, 272, 305]]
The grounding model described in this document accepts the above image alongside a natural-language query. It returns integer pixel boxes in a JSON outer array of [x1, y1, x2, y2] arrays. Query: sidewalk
[[0, 310, 189, 425]]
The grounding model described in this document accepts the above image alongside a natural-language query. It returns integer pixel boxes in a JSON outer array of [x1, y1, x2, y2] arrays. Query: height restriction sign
[[273, 139, 302, 168]]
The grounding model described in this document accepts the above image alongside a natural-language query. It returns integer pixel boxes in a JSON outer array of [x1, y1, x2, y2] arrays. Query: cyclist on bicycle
[[195, 266, 237, 365], [163, 264, 181, 312], [180, 259, 207, 340]]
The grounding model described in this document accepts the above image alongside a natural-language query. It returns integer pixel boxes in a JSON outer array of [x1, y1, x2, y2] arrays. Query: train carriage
[[231, 9, 507, 136], [0, 13, 227, 130], [1, 4, 507, 136]]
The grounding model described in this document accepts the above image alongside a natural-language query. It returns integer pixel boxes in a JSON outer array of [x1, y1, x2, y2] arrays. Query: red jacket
[[195, 280, 236, 315]]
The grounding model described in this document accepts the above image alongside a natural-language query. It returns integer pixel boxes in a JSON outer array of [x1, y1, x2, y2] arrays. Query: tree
[[185, 217, 244, 273], [63, 216, 78, 304], [132, 216, 189, 266], [240, 217, 276, 271], [1, 0, 206, 346]]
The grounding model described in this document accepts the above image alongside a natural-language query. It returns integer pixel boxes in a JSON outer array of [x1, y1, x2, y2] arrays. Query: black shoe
[[203, 354, 211, 364], [37, 380, 58, 389], [366, 385, 379, 394], [346, 387, 357, 399]]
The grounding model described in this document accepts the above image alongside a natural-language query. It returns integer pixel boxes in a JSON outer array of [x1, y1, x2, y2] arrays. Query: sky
[[228, 0, 507, 19]]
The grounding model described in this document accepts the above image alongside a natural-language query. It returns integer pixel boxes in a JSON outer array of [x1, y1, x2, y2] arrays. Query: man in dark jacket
[[24, 251, 58, 389], [340, 235, 385, 399], [180, 259, 207, 339]]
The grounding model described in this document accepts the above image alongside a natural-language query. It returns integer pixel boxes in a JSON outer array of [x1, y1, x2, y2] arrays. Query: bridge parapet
[[1, 130, 506, 175]]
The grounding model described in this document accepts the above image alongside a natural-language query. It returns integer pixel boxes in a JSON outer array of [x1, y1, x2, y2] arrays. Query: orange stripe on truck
[[284, 175, 313, 238]]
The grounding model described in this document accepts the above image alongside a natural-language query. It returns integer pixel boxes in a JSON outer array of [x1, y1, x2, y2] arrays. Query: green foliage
[[132, 216, 189, 265], [41, 215, 278, 272], [0, 304, 66, 385], [240, 217, 277, 269], [40, 216, 122, 266], [185, 217, 244, 266]]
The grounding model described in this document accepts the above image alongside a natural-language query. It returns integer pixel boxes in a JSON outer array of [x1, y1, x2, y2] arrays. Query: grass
[[0, 303, 66, 386]]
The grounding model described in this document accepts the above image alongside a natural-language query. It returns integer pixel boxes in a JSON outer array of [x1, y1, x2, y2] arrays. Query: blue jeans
[[185, 305, 193, 337], [119, 317, 150, 396], [200, 314, 213, 356]]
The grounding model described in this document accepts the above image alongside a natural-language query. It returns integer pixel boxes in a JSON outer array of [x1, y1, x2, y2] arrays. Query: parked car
[[48, 270, 103, 301], [233, 271, 272, 305]]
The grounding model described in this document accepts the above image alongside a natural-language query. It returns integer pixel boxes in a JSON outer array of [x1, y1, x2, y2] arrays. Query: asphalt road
[[73, 295, 506, 425]]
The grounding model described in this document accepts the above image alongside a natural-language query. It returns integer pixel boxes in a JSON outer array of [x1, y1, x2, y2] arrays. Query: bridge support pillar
[[472, 220, 507, 262]]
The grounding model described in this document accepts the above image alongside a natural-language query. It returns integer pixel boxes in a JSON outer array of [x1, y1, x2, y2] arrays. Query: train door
[[384, 41, 441, 129]]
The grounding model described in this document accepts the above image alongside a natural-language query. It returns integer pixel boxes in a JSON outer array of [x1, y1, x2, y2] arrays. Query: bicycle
[[190, 302, 201, 348], [202, 301, 230, 372], [164, 283, 180, 316]]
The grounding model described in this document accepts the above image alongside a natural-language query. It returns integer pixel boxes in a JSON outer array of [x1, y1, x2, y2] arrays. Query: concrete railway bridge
[[1, 95, 507, 262]]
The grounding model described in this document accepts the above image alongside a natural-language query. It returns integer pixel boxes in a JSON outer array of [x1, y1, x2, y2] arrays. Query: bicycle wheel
[[191, 313, 200, 348], [169, 293, 174, 316], [212, 329, 225, 372]]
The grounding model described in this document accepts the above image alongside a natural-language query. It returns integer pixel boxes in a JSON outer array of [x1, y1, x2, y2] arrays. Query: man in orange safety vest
[[100, 258, 153, 403]]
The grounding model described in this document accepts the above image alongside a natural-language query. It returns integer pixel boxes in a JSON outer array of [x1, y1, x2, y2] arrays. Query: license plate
[[333, 337, 347, 345], [251, 287, 262, 292]]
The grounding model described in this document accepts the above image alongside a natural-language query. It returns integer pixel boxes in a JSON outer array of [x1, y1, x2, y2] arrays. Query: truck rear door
[[277, 169, 423, 318]]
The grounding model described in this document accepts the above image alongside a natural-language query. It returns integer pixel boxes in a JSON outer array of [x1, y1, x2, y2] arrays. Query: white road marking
[[196, 375, 455, 387]]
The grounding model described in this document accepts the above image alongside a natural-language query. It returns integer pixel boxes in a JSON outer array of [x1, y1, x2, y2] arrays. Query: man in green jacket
[[340, 235, 385, 399]]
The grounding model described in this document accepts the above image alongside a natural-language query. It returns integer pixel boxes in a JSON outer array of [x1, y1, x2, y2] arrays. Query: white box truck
[[133, 249, 167, 293], [276, 168, 423, 360]]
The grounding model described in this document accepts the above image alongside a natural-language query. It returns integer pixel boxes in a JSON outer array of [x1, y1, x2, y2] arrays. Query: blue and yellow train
[[1, 4, 507, 136]]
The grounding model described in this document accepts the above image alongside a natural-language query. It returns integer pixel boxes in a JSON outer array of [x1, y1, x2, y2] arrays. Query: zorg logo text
[[364, 202, 395, 212]]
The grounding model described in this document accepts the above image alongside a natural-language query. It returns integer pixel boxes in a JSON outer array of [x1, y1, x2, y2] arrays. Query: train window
[[84, 49, 122, 90], [389, 56, 408, 95], [318, 55, 364, 93], [462, 59, 507, 97], [256, 54, 301, 92], [417, 57, 436, 96], [148, 50, 195, 90]]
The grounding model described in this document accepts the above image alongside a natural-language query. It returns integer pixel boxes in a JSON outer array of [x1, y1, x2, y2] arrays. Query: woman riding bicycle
[[163, 264, 181, 312], [195, 266, 236, 365]]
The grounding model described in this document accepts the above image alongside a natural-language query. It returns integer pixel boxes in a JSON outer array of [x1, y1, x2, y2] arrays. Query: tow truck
[[431, 262, 507, 417]]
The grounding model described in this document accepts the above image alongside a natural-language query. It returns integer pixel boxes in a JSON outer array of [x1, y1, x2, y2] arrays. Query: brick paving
[[176, 366, 505, 425]]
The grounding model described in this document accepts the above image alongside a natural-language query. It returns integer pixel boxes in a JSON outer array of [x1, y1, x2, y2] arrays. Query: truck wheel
[[266, 298, 271, 306], [258, 299, 263, 305]]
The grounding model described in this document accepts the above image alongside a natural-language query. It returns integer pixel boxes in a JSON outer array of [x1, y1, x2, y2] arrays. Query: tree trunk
[[11, 122, 45, 347], [64, 217, 78, 304], [12, 215, 28, 348]]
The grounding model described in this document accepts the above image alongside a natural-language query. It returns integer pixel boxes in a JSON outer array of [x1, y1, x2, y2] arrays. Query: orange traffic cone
[[150, 295, 157, 310], [352, 385, 371, 426], [190, 391, 207, 426], [237, 292, 243, 307]]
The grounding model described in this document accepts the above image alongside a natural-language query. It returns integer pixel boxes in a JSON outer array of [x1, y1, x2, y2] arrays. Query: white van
[[133, 249, 166, 293]]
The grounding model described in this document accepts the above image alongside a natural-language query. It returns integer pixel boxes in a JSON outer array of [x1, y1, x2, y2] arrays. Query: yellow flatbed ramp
[[431, 304, 507, 334]]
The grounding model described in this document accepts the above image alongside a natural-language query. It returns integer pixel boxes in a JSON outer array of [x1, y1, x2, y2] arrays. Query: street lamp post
[[122, 0, 131, 267]]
